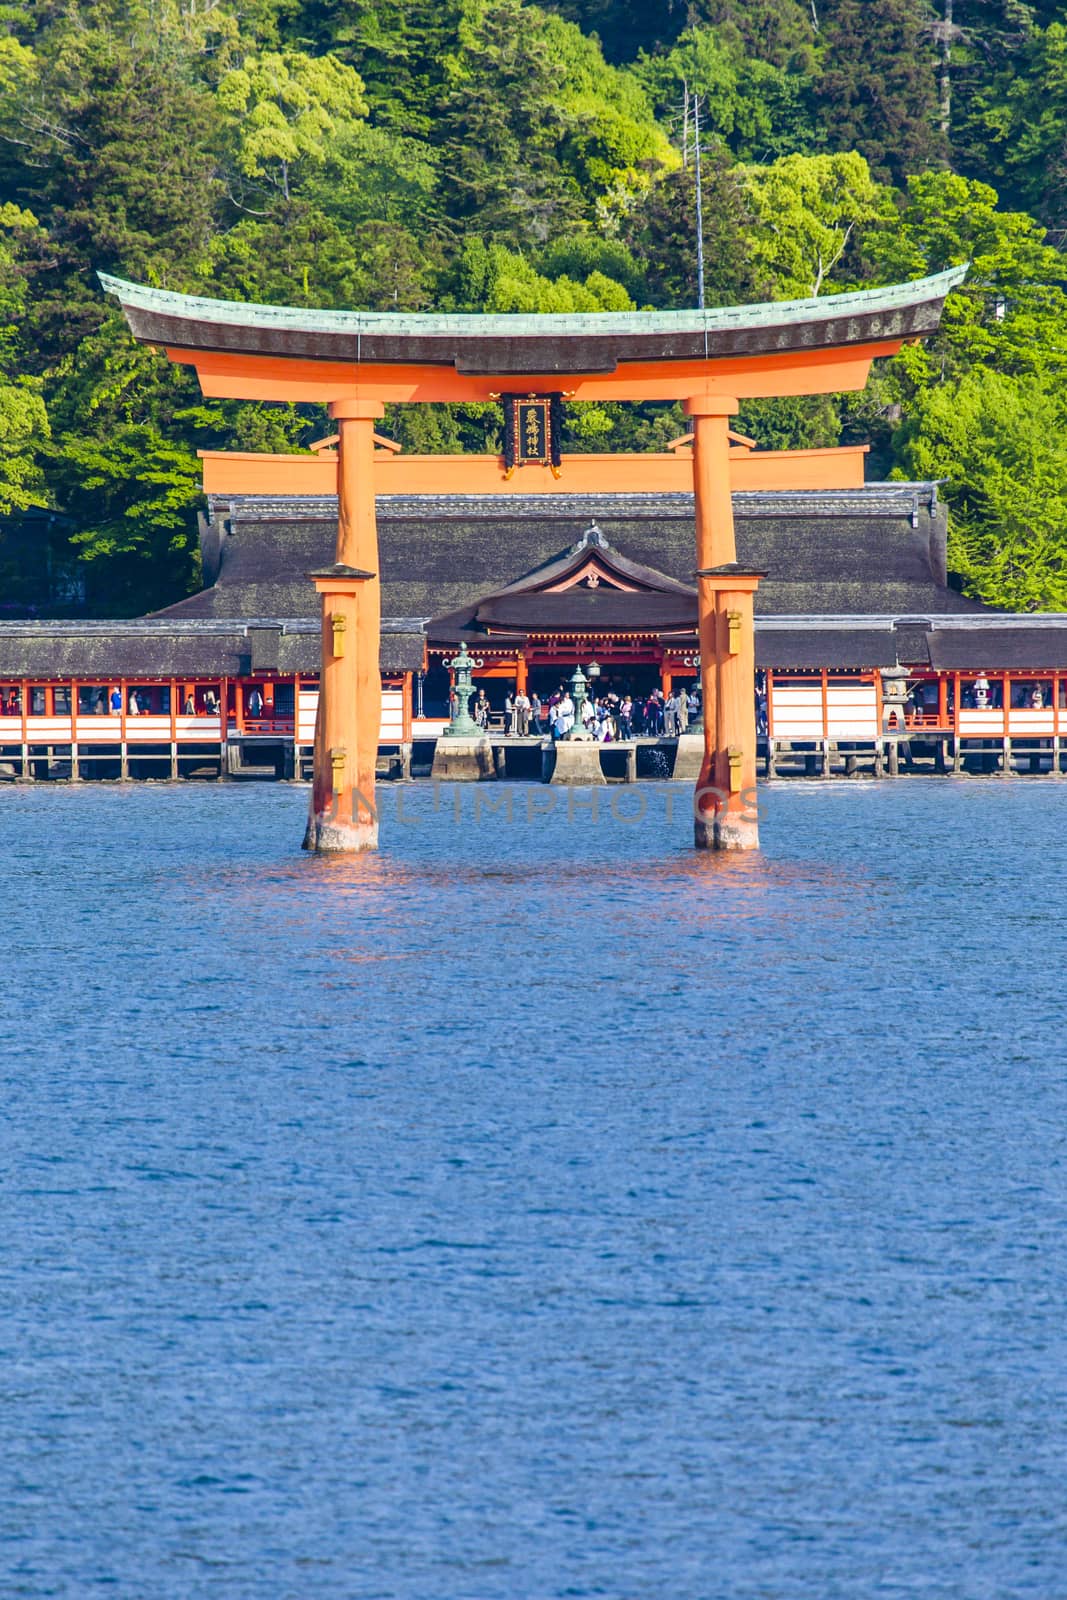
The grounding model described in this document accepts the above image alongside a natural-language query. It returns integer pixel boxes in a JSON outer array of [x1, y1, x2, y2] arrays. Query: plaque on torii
[[500, 392, 564, 478]]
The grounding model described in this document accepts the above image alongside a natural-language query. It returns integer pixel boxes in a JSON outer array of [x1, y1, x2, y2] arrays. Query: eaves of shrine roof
[[100, 269, 967, 375], [211, 486, 945, 524]]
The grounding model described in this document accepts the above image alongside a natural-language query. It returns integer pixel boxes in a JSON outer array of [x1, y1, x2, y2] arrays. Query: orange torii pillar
[[303, 398, 384, 853], [688, 397, 763, 851]]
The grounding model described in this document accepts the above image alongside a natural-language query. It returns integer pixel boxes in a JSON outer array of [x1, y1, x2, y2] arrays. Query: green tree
[[741, 151, 885, 297], [813, 0, 946, 185], [218, 49, 368, 210], [434, 2, 672, 247], [864, 170, 1067, 388], [0, 20, 221, 287], [0, 379, 49, 513], [536, 11, 675, 220], [735, 394, 843, 450], [636, 24, 816, 162], [896, 367, 1067, 610], [691, 0, 816, 70], [0, 200, 50, 510], [294, 0, 470, 135], [536, 234, 647, 301], [624, 151, 763, 307], [956, 20, 1067, 226], [56, 423, 204, 614], [442, 236, 634, 311], [309, 120, 438, 234]]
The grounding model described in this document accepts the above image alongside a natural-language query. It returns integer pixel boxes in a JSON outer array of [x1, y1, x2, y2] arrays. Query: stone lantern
[[443, 640, 485, 739]]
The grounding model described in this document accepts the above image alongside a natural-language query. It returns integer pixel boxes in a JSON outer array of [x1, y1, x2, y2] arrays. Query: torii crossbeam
[[102, 267, 964, 853]]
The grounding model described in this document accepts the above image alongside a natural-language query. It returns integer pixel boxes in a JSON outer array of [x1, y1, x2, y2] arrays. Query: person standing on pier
[[514, 690, 530, 737], [664, 691, 678, 737]]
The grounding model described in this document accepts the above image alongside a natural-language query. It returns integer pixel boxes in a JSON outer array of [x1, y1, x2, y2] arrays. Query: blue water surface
[[1, 778, 1066, 1599]]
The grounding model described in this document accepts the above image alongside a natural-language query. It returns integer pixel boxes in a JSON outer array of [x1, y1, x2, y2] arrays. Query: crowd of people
[[468, 684, 701, 741], [0, 685, 224, 716]]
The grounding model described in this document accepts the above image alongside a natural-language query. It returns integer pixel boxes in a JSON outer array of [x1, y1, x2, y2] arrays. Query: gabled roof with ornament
[[425, 528, 700, 644]]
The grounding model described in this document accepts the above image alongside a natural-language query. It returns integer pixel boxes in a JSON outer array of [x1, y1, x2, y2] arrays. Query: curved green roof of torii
[[99, 266, 967, 378]]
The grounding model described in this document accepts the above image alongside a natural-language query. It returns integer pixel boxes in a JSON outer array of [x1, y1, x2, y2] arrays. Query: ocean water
[[2, 778, 1066, 1599]]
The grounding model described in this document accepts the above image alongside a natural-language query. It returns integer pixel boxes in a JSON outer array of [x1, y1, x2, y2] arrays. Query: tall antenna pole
[[682, 78, 690, 169], [693, 91, 706, 311]]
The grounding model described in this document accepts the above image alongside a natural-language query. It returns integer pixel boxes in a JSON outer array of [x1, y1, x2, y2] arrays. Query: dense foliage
[[2, 0, 1067, 611]]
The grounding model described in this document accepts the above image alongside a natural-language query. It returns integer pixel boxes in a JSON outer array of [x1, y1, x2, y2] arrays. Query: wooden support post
[[401, 670, 413, 744], [119, 677, 128, 780], [19, 679, 29, 779], [69, 680, 80, 781], [1054, 675, 1062, 775], [688, 396, 761, 851], [304, 398, 384, 852], [218, 675, 230, 779]]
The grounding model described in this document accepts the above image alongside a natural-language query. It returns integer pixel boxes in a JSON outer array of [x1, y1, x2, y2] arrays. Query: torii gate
[[102, 268, 964, 853]]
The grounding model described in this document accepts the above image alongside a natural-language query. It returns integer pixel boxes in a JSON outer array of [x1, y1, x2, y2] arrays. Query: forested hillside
[[3, 0, 1067, 613]]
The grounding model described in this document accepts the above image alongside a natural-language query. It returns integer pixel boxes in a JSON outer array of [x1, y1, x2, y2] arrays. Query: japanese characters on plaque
[[501, 392, 564, 477]]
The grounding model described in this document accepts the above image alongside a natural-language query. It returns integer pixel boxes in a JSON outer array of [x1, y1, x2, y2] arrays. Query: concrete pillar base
[[550, 740, 606, 785], [671, 732, 705, 783], [431, 736, 494, 781], [303, 813, 379, 852], [695, 811, 760, 851]]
